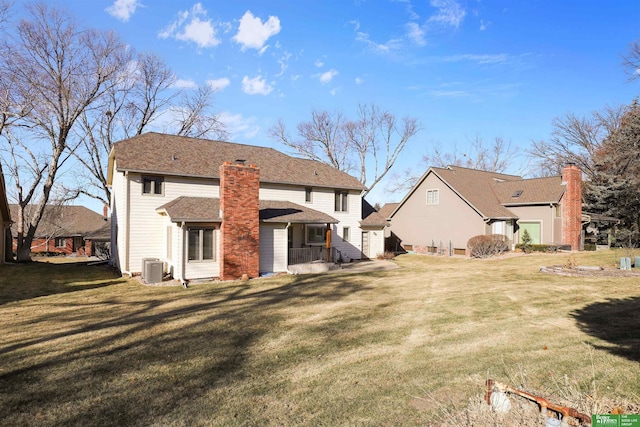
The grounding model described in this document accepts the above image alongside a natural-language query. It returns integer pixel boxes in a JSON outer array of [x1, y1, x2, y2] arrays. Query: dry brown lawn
[[1, 250, 639, 426]]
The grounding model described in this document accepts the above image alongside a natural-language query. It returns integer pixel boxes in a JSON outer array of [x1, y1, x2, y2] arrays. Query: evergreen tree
[[585, 101, 640, 246]]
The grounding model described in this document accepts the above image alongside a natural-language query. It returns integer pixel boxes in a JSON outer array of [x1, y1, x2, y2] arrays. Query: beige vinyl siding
[[127, 173, 166, 274], [391, 173, 485, 250], [259, 224, 288, 273], [110, 162, 128, 273], [164, 176, 219, 199]]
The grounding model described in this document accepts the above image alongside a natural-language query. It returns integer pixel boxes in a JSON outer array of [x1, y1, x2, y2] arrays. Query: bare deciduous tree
[[269, 103, 419, 196], [623, 39, 640, 81], [527, 105, 625, 179], [171, 84, 229, 140], [0, 2, 129, 261], [387, 135, 518, 194]]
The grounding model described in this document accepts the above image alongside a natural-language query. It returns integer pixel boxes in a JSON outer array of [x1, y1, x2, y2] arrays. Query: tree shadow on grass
[[0, 262, 125, 305], [0, 271, 377, 426], [571, 296, 640, 362]]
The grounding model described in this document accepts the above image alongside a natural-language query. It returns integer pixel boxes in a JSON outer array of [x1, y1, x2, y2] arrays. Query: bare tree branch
[[270, 103, 419, 195]]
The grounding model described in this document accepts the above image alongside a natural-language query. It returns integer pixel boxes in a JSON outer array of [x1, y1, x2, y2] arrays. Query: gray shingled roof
[[111, 132, 364, 191], [378, 203, 399, 219], [9, 205, 108, 237], [157, 197, 338, 224], [425, 166, 566, 220], [494, 176, 565, 205], [360, 199, 388, 227]]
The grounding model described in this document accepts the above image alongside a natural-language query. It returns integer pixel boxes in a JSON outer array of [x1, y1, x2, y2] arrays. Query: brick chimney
[[561, 164, 582, 250], [219, 161, 260, 280]]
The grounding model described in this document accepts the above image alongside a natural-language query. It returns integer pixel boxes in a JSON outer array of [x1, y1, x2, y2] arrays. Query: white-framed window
[[306, 225, 326, 245], [55, 237, 66, 248], [426, 189, 439, 205], [142, 176, 164, 195], [188, 228, 215, 261], [305, 187, 313, 203], [335, 191, 348, 212], [343, 226, 350, 242]]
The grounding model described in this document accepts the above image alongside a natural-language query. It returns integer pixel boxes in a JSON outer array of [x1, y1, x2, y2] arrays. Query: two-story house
[[388, 164, 584, 254], [107, 132, 385, 282]]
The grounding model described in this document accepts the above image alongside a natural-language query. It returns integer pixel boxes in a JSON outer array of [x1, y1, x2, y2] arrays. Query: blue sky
[[17, 0, 640, 207]]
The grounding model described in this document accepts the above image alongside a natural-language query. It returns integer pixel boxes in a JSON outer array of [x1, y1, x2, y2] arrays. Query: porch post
[[325, 223, 331, 262]]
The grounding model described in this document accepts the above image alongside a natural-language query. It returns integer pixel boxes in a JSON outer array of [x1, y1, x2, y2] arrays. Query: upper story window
[[305, 187, 313, 203], [426, 189, 439, 205], [142, 176, 164, 196], [335, 191, 348, 212]]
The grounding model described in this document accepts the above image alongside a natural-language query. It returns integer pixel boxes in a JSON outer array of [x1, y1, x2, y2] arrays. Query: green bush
[[467, 234, 510, 258], [515, 243, 558, 253]]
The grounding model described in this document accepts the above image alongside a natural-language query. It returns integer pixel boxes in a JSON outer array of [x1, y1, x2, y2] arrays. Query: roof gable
[[391, 165, 565, 220], [110, 132, 364, 191]]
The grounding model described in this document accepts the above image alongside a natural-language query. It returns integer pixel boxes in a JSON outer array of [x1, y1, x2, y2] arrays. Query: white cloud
[[206, 78, 231, 91], [428, 0, 466, 29], [219, 112, 261, 140], [405, 22, 426, 46], [159, 3, 221, 48], [356, 32, 403, 54], [275, 51, 291, 77], [105, 0, 140, 22], [480, 19, 491, 31], [314, 59, 325, 68], [233, 10, 281, 52], [241, 75, 273, 95], [316, 69, 338, 84], [173, 79, 198, 89], [441, 53, 509, 64]]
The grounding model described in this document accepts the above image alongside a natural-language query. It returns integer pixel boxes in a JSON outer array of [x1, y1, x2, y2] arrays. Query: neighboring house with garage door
[[387, 164, 584, 255]]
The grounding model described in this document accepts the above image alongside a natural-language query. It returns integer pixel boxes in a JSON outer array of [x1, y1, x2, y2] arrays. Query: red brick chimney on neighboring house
[[561, 164, 582, 250], [219, 161, 260, 280]]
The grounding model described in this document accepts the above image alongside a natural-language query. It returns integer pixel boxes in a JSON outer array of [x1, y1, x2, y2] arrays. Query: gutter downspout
[[180, 221, 186, 283]]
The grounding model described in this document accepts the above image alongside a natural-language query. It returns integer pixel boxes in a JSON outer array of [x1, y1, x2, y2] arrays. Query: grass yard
[[1, 251, 639, 426]]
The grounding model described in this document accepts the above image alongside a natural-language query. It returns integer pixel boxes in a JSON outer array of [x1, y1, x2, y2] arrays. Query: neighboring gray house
[[388, 164, 584, 255], [0, 164, 11, 264], [107, 132, 386, 281]]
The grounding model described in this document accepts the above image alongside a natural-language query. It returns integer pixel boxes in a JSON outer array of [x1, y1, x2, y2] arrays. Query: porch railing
[[289, 247, 340, 265]]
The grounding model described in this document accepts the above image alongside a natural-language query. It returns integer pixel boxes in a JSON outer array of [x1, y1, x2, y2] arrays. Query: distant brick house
[[388, 164, 584, 255], [10, 205, 108, 256], [0, 164, 11, 264], [107, 132, 386, 281]]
